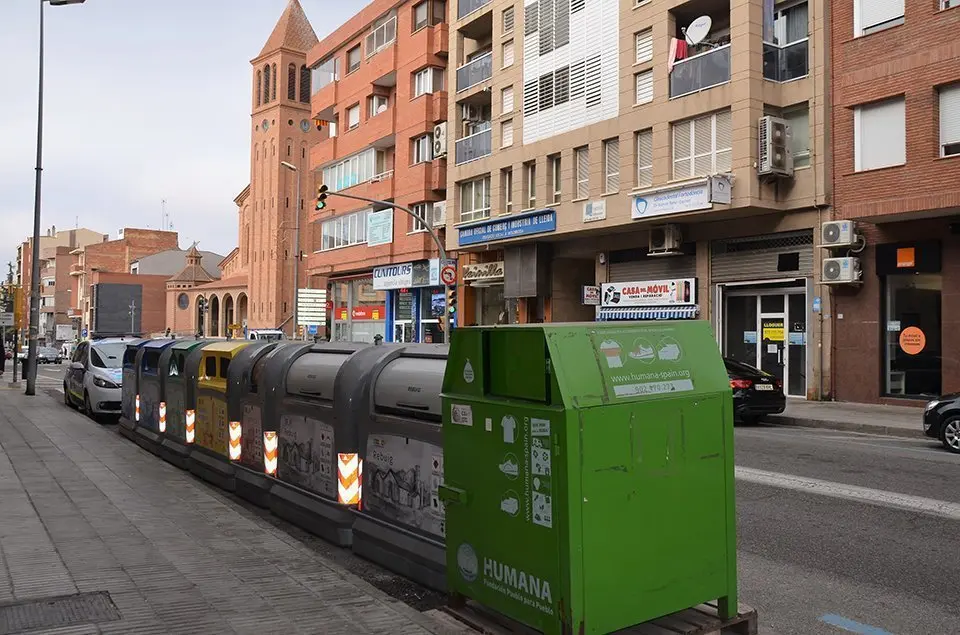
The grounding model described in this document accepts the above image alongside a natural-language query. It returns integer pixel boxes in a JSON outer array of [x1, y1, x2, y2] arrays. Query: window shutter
[[859, 0, 903, 32], [525, 1, 538, 35], [635, 29, 653, 64], [714, 110, 732, 173], [503, 6, 515, 32], [347, 105, 360, 128], [503, 40, 515, 67], [604, 139, 620, 192], [523, 80, 539, 116], [502, 86, 514, 112], [856, 98, 905, 171], [940, 84, 960, 148], [672, 121, 692, 179], [576, 147, 589, 198], [637, 129, 653, 188], [502, 120, 514, 147], [635, 71, 653, 105]]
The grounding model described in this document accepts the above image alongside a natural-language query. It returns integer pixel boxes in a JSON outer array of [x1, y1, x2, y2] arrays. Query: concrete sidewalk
[[767, 399, 924, 438], [0, 389, 470, 634]]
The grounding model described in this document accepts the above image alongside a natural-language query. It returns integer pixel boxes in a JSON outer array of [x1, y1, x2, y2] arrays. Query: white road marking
[[736, 466, 960, 522]]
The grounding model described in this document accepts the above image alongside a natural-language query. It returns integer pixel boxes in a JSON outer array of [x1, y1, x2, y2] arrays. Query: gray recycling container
[[267, 341, 372, 546], [225, 339, 287, 506], [157, 339, 215, 469], [132, 339, 177, 455], [347, 343, 449, 591], [118, 338, 148, 439]]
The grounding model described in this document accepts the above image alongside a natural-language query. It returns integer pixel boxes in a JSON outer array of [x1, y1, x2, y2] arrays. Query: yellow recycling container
[[189, 341, 250, 490]]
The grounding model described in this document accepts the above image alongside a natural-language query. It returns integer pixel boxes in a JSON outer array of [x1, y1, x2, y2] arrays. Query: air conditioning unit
[[822, 257, 861, 284], [433, 122, 447, 158], [648, 224, 682, 255], [821, 220, 859, 248], [432, 201, 447, 227], [758, 115, 794, 178]]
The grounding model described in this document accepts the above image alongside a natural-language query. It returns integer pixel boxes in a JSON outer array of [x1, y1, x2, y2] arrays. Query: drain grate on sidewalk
[[0, 591, 121, 634]]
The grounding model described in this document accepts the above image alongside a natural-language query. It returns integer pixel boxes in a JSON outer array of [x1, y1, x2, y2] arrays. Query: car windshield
[[90, 343, 126, 369], [724, 358, 773, 377]]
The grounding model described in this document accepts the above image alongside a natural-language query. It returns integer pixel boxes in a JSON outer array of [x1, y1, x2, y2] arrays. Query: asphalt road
[[31, 371, 960, 634], [737, 423, 960, 635]]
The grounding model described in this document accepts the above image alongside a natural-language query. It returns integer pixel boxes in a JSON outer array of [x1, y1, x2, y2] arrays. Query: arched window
[[256, 71, 262, 107], [287, 64, 297, 100], [299, 65, 311, 103], [262, 65, 271, 103], [271, 63, 277, 101]]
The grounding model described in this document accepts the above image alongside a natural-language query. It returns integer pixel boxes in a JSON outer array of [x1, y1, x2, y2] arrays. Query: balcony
[[69, 264, 83, 276], [455, 128, 491, 165], [456, 53, 492, 92], [763, 39, 809, 83], [458, 0, 490, 20], [670, 44, 731, 99]]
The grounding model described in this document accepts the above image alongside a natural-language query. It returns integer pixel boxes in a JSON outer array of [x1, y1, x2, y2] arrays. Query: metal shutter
[[940, 84, 960, 148], [710, 230, 814, 282], [859, 0, 903, 32], [609, 256, 697, 282]]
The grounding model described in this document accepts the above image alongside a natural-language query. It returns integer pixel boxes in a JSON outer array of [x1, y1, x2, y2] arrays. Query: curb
[[765, 414, 925, 439]]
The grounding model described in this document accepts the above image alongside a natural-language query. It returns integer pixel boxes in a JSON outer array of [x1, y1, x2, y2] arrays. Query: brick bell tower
[[246, 0, 319, 333]]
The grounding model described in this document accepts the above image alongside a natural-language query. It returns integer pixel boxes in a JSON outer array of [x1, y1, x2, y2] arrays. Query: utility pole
[[128, 299, 137, 335]]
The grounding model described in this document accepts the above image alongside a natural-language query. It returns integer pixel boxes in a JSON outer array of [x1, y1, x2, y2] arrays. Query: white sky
[[0, 0, 351, 264]]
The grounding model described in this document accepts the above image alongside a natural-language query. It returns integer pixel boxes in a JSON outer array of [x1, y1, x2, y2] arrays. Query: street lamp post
[[25, 0, 86, 396], [280, 161, 301, 339], [321, 190, 455, 336]]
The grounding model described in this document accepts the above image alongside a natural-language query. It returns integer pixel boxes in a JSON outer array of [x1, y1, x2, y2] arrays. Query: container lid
[[286, 351, 352, 400], [374, 356, 445, 418]]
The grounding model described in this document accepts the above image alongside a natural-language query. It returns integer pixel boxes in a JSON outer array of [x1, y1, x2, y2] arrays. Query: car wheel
[[940, 416, 960, 454], [739, 415, 759, 425], [83, 391, 95, 419]]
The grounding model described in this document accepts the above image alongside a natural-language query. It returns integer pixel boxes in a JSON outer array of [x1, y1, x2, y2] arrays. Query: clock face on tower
[[177, 293, 189, 310], [300, 119, 310, 133], [261, 119, 270, 131]]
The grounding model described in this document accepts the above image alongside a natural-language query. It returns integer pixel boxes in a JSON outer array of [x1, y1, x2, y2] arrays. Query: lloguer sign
[[462, 261, 505, 282]]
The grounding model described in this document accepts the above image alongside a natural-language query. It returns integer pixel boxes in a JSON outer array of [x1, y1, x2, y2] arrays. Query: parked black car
[[725, 357, 786, 424], [923, 395, 960, 454]]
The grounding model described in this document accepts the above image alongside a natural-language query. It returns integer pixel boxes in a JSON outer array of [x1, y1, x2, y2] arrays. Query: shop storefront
[[331, 275, 386, 343], [876, 240, 942, 398], [461, 261, 518, 325], [711, 230, 815, 398], [373, 259, 447, 344]]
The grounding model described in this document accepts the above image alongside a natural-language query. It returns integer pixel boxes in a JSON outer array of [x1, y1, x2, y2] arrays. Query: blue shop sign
[[458, 209, 557, 247]]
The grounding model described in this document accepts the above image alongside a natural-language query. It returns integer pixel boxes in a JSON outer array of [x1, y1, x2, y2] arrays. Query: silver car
[[63, 338, 130, 419]]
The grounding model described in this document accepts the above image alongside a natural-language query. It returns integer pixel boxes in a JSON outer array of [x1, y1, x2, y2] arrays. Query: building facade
[[70, 228, 179, 337], [306, 0, 450, 343], [445, 0, 832, 399], [829, 0, 960, 404], [161, 0, 321, 339]]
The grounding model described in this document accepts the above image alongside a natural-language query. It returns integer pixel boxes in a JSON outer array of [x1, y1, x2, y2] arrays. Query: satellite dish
[[377, 103, 387, 114], [684, 15, 712, 46]]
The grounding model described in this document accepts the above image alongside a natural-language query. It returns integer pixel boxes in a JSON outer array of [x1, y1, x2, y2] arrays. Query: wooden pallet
[[441, 599, 758, 635]]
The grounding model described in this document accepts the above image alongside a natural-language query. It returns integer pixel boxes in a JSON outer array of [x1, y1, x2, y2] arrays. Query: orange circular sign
[[899, 326, 926, 355]]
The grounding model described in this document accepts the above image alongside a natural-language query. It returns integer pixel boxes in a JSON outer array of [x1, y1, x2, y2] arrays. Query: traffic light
[[316, 184, 329, 211], [447, 285, 457, 317]]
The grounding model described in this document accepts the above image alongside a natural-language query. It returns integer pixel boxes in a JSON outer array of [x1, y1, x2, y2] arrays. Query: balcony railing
[[763, 39, 809, 83], [456, 52, 492, 92], [458, 0, 491, 20], [669, 44, 731, 99], [455, 128, 492, 165]]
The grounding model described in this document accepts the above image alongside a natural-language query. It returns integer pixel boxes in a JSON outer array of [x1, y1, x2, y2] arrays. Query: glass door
[[394, 290, 416, 342], [759, 294, 786, 383]]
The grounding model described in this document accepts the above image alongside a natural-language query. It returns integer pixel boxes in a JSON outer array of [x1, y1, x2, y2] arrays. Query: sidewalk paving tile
[[0, 390, 458, 635]]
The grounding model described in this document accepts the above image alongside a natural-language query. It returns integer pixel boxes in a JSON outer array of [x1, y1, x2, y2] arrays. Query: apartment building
[[829, 1, 960, 404], [16, 226, 108, 344], [306, 0, 450, 344], [445, 0, 830, 398]]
